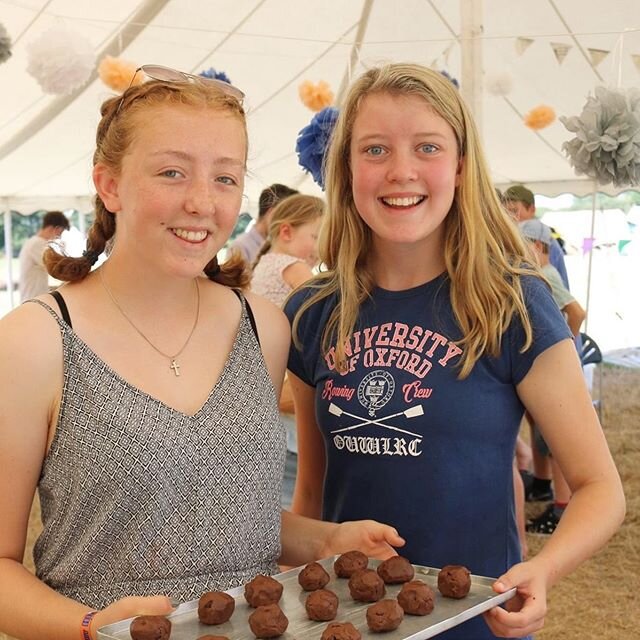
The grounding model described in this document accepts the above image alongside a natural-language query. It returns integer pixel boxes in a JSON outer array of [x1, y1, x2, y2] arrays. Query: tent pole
[[460, 0, 483, 134], [335, 0, 375, 106], [584, 184, 597, 334], [3, 208, 15, 311]]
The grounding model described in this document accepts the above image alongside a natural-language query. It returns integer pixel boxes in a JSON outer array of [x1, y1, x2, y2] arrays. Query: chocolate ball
[[437, 565, 471, 599], [348, 569, 385, 602], [366, 599, 404, 632], [129, 615, 171, 640], [298, 561, 331, 591], [321, 621, 362, 640], [248, 604, 289, 639], [377, 556, 415, 584], [397, 580, 435, 615], [198, 591, 235, 625], [305, 588, 339, 621], [334, 550, 368, 578], [245, 574, 284, 607]]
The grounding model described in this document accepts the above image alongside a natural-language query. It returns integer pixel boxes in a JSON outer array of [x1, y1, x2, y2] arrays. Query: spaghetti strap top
[[28, 292, 285, 609]]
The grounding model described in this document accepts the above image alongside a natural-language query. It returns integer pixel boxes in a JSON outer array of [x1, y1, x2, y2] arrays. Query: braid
[[44, 197, 115, 282], [205, 252, 250, 289], [252, 239, 272, 270]]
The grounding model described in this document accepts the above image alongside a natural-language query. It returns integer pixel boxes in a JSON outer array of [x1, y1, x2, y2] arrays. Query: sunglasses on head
[[117, 64, 245, 113]]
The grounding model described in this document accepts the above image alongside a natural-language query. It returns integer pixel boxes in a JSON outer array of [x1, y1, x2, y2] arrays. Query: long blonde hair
[[45, 78, 250, 288], [253, 194, 325, 268], [293, 63, 539, 378]]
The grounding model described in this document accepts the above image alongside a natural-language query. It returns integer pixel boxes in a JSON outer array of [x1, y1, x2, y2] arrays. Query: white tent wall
[[1, 0, 640, 341]]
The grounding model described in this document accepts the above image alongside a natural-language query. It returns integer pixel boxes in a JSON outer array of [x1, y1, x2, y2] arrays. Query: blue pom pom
[[199, 67, 232, 84], [295, 107, 339, 189], [440, 70, 459, 89]]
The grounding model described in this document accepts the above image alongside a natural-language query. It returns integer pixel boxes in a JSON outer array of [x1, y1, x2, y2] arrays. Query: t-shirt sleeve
[[544, 266, 574, 309], [283, 287, 318, 386], [510, 275, 573, 384]]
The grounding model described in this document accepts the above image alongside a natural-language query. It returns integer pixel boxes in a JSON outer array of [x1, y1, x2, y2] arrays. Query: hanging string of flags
[[516, 36, 638, 71]]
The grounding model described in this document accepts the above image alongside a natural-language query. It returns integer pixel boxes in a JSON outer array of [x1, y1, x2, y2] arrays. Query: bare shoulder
[[244, 290, 290, 347]]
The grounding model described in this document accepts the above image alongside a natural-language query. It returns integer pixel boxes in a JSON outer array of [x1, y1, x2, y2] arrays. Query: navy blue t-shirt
[[285, 273, 571, 640]]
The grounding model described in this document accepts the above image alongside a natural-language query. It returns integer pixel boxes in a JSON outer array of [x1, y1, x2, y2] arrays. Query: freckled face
[[105, 104, 246, 277], [350, 93, 461, 259]]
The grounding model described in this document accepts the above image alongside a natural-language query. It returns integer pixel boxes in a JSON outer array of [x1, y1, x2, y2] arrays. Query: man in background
[[229, 183, 298, 264], [18, 210, 69, 301], [504, 184, 570, 288]]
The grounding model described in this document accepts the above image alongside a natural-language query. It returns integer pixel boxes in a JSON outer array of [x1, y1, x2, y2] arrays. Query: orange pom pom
[[524, 105, 556, 130], [98, 56, 143, 92], [299, 80, 334, 112]]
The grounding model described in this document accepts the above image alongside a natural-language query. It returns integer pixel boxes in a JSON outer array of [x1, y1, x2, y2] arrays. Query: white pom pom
[[26, 24, 95, 95], [485, 71, 514, 97]]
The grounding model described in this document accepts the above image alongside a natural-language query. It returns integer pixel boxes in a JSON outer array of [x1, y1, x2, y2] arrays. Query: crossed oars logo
[[328, 403, 424, 439]]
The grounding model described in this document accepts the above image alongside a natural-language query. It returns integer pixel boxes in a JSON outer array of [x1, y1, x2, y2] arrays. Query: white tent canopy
[[1, 0, 639, 215]]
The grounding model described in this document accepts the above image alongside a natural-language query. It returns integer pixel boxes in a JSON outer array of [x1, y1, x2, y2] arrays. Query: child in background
[[251, 194, 325, 307], [520, 218, 587, 534], [251, 194, 325, 507]]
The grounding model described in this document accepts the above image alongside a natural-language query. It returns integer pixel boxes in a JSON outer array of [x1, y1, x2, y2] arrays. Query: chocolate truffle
[[298, 561, 331, 591], [376, 556, 414, 584], [129, 615, 171, 640], [334, 550, 368, 578], [198, 591, 235, 625], [248, 603, 289, 638], [397, 580, 435, 615], [437, 565, 471, 599], [245, 574, 284, 607], [305, 588, 339, 621], [321, 621, 362, 640], [197, 636, 230, 640], [348, 569, 385, 602], [366, 599, 404, 632]]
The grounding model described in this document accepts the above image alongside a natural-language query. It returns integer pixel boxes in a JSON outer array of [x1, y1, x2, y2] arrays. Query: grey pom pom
[[0, 23, 12, 64], [560, 86, 640, 188]]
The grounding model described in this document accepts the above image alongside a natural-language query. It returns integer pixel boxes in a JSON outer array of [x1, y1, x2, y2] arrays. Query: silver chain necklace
[[99, 268, 200, 377]]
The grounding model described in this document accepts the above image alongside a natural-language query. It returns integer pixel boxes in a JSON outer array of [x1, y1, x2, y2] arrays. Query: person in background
[[251, 193, 325, 507], [285, 62, 624, 640], [503, 184, 573, 503], [228, 183, 298, 264], [503, 184, 569, 288], [18, 210, 70, 301], [0, 67, 403, 640], [520, 218, 587, 534]]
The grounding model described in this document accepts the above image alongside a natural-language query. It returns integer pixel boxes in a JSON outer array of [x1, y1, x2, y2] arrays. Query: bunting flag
[[632, 54, 640, 73], [618, 239, 631, 254], [582, 237, 595, 255], [588, 48, 610, 67], [515, 37, 534, 56], [551, 42, 572, 65]]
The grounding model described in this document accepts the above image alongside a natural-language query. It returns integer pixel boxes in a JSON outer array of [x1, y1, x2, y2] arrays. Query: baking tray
[[97, 557, 516, 640]]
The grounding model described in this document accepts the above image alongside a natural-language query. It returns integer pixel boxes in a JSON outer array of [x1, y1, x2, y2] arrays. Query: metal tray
[[97, 557, 516, 640]]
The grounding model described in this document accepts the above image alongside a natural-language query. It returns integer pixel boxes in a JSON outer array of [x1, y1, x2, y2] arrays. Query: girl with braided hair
[[0, 67, 403, 639]]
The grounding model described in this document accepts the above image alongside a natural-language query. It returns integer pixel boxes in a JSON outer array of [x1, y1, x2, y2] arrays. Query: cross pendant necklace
[[99, 268, 200, 377]]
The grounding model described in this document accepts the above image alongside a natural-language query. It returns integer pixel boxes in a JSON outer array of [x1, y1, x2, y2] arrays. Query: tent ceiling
[[1, 0, 639, 213]]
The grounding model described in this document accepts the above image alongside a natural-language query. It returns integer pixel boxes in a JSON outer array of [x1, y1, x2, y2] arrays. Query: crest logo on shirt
[[357, 370, 395, 417]]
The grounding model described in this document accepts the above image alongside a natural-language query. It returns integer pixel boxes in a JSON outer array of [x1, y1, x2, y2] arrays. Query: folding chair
[[580, 332, 603, 420]]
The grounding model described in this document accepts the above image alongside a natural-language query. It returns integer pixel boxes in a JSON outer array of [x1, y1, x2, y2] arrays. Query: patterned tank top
[[30, 292, 285, 609]]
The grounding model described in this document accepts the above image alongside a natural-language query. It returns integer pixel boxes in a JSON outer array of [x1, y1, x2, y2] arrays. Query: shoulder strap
[[49, 290, 73, 328], [232, 289, 260, 346]]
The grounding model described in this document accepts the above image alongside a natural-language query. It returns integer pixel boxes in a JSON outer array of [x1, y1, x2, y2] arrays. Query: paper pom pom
[[440, 70, 459, 89], [26, 25, 95, 95], [299, 80, 334, 112], [199, 67, 232, 84], [560, 86, 640, 188], [485, 71, 513, 97], [98, 56, 142, 92], [0, 22, 12, 64], [524, 105, 556, 130], [296, 107, 339, 189]]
